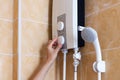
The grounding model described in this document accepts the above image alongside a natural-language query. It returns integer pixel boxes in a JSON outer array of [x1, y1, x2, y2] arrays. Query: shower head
[[81, 27, 98, 43], [81, 27, 102, 62], [80, 26, 106, 80]]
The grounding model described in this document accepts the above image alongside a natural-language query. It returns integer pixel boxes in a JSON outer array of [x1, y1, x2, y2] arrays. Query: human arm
[[33, 38, 62, 80]]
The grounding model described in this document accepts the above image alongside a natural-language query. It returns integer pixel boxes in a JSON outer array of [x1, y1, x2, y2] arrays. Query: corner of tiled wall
[[13, 0, 19, 80]]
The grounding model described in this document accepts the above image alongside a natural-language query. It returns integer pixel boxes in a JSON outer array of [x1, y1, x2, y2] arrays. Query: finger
[[52, 41, 57, 47], [55, 44, 62, 52], [49, 38, 58, 47]]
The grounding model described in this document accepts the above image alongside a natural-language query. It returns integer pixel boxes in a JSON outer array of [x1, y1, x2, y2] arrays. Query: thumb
[[55, 44, 62, 52]]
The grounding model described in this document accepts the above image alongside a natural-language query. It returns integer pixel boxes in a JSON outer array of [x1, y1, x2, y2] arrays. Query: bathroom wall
[[1, 0, 119, 80], [80, 0, 120, 80], [0, 0, 56, 80], [0, 0, 14, 80], [21, 0, 120, 80], [21, 0, 55, 80]]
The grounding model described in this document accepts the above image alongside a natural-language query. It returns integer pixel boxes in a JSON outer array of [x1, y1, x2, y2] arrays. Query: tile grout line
[[24, 54, 44, 57], [1, 46, 119, 57], [20, 46, 120, 57], [0, 53, 14, 56], [103, 46, 120, 52], [2, 2, 120, 24], [1, 47, 119, 57], [100, 2, 120, 13], [0, 17, 50, 25], [82, 46, 120, 55], [22, 18, 49, 25], [0, 17, 19, 22], [85, 2, 120, 18], [0, 17, 14, 23]]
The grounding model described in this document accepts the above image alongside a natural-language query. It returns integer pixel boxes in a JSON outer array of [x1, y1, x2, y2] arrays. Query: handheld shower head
[[81, 27, 98, 43], [81, 27, 102, 62], [80, 27, 106, 80]]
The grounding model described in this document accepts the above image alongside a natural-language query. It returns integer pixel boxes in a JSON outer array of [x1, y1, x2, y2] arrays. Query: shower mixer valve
[[57, 21, 64, 30], [58, 36, 65, 45], [57, 21, 65, 45]]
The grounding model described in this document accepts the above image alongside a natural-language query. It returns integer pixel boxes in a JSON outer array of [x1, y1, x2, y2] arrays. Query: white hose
[[98, 72, 101, 80], [74, 65, 77, 80], [63, 53, 66, 80], [62, 49, 68, 80]]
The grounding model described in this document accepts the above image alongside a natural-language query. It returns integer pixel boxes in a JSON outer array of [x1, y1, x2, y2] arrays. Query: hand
[[47, 38, 62, 61], [33, 38, 62, 80]]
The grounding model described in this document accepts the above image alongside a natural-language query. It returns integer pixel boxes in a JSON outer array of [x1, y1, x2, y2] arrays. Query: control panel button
[[57, 21, 64, 31], [58, 36, 65, 45]]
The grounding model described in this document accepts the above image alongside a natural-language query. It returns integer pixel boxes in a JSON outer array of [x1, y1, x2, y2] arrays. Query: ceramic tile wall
[[21, 0, 53, 79], [0, 0, 119, 80], [0, 0, 14, 80], [80, 0, 120, 80], [21, 0, 120, 80]]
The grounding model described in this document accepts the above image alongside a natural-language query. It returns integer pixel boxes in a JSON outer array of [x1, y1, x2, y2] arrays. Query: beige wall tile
[[22, 55, 40, 80], [22, 55, 56, 80], [0, 21, 13, 53], [81, 0, 120, 80], [0, 0, 13, 19], [84, 4, 120, 53], [81, 48, 120, 80], [96, 5, 120, 49], [20, 0, 120, 80], [81, 53, 97, 80], [22, 0, 52, 23], [85, 0, 98, 16], [22, 21, 49, 55], [44, 62, 56, 80], [81, 51, 107, 80], [0, 54, 13, 80], [85, 0, 120, 16], [97, 0, 120, 9], [105, 48, 120, 80]]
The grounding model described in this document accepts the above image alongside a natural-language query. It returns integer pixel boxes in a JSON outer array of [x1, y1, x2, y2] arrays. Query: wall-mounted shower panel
[[52, 0, 85, 49]]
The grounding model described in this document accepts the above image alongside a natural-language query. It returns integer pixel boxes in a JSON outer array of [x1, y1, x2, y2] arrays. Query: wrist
[[47, 57, 55, 62], [47, 57, 56, 64], [48, 54, 57, 61]]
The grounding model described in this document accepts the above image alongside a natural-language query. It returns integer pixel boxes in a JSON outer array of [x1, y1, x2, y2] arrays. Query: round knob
[[57, 21, 64, 31], [58, 36, 65, 45]]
